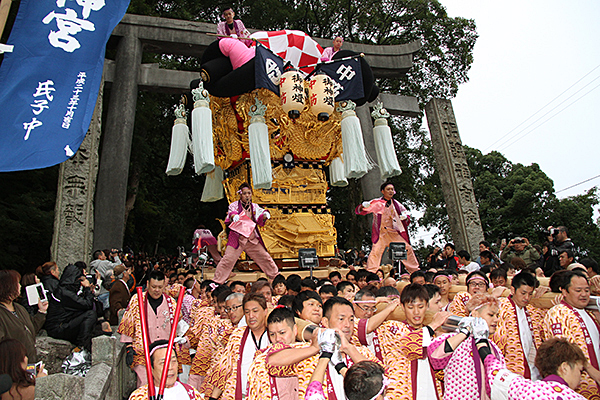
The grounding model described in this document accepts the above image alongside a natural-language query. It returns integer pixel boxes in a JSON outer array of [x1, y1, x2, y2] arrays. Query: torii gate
[[50, 13, 422, 267]]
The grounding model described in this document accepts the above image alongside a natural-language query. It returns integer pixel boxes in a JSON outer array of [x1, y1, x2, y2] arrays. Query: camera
[[85, 274, 96, 285], [513, 238, 524, 244], [542, 228, 560, 237]]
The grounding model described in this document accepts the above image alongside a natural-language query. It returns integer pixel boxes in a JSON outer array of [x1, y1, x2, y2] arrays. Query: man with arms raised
[[356, 181, 419, 273], [543, 270, 600, 399]]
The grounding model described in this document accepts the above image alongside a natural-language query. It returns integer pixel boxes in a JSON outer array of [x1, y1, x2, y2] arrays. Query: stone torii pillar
[[425, 98, 484, 257], [357, 93, 421, 200], [92, 30, 142, 251]]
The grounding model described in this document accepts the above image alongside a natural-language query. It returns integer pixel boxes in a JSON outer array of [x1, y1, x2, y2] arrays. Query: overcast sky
[[438, 0, 600, 200], [413, 0, 600, 245]]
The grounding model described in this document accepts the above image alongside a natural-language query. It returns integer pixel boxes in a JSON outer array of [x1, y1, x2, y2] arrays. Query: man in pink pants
[[213, 182, 279, 283], [355, 181, 419, 273]]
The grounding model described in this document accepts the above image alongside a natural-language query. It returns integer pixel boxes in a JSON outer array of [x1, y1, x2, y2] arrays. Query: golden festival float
[[165, 30, 403, 267]]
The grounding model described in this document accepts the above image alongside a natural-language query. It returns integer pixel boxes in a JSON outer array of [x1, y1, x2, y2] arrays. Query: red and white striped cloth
[[250, 30, 324, 73]]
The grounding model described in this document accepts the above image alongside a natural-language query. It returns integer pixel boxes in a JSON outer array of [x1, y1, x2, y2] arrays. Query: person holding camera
[[543, 226, 575, 277], [89, 249, 123, 312], [45, 264, 97, 351], [501, 237, 540, 268]]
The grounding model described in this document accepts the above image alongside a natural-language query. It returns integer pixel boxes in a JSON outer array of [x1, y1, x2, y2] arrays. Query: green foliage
[[122, 91, 228, 255], [0, 167, 58, 272]]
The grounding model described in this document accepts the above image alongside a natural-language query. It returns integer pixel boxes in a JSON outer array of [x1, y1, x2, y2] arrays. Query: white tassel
[[165, 104, 190, 176], [201, 166, 224, 202], [329, 156, 348, 187], [372, 103, 402, 179], [338, 100, 373, 179], [248, 98, 272, 189], [191, 84, 215, 175]]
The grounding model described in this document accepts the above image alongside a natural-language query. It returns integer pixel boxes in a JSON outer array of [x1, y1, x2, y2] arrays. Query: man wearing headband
[[356, 181, 419, 273], [128, 340, 203, 400], [491, 272, 544, 380], [118, 271, 189, 387], [213, 182, 279, 284], [448, 271, 490, 317], [542, 270, 600, 399]]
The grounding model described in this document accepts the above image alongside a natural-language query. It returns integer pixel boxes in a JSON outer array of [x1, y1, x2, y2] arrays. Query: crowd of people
[[0, 222, 598, 400]]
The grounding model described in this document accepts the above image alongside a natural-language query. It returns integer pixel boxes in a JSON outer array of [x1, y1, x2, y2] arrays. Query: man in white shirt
[[457, 250, 480, 273]]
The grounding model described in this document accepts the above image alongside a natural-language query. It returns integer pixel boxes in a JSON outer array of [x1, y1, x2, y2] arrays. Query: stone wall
[[35, 335, 135, 400]]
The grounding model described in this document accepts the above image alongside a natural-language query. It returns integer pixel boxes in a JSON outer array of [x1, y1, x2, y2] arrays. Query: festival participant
[[475, 335, 588, 400], [216, 6, 252, 46], [389, 284, 450, 400], [432, 271, 452, 311], [293, 291, 323, 325], [320, 36, 344, 62], [542, 270, 600, 399], [213, 182, 279, 284], [448, 270, 491, 317], [249, 280, 276, 307], [204, 293, 270, 400], [428, 294, 505, 400], [192, 225, 222, 264], [272, 275, 287, 296], [118, 270, 189, 387], [271, 297, 379, 400], [128, 340, 203, 400], [247, 306, 320, 400], [356, 181, 419, 273], [353, 288, 377, 320], [492, 272, 545, 380], [337, 281, 356, 302], [187, 291, 240, 390]]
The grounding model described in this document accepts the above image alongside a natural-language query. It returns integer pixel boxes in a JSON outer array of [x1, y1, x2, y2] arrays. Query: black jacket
[[45, 265, 95, 331], [40, 274, 60, 295]]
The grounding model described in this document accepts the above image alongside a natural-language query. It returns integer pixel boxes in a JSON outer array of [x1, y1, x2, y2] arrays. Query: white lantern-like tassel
[[165, 103, 190, 176], [338, 100, 373, 179], [309, 72, 335, 121], [201, 166, 224, 202], [191, 83, 215, 175], [329, 155, 348, 187], [279, 67, 305, 119], [372, 103, 402, 179], [248, 98, 272, 189]]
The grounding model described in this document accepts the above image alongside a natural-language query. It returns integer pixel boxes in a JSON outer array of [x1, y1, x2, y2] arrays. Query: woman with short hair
[[0, 338, 46, 400], [0, 270, 47, 364]]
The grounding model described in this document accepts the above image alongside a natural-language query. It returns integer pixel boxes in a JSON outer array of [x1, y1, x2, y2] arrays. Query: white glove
[[330, 346, 345, 373], [362, 201, 371, 208], [230, 34, 238, 39], [263, 211, 271, 220], [472, 317, 490, 340], [318, 329, 338, 354], [457, 316, 475, 336], [174, 336, 187, 345], [232, 214, 240, 222], [400, 212, 409, 221]]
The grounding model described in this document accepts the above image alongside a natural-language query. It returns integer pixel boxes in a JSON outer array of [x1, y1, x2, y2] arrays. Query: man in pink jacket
[[356, 181, 419, 273]]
